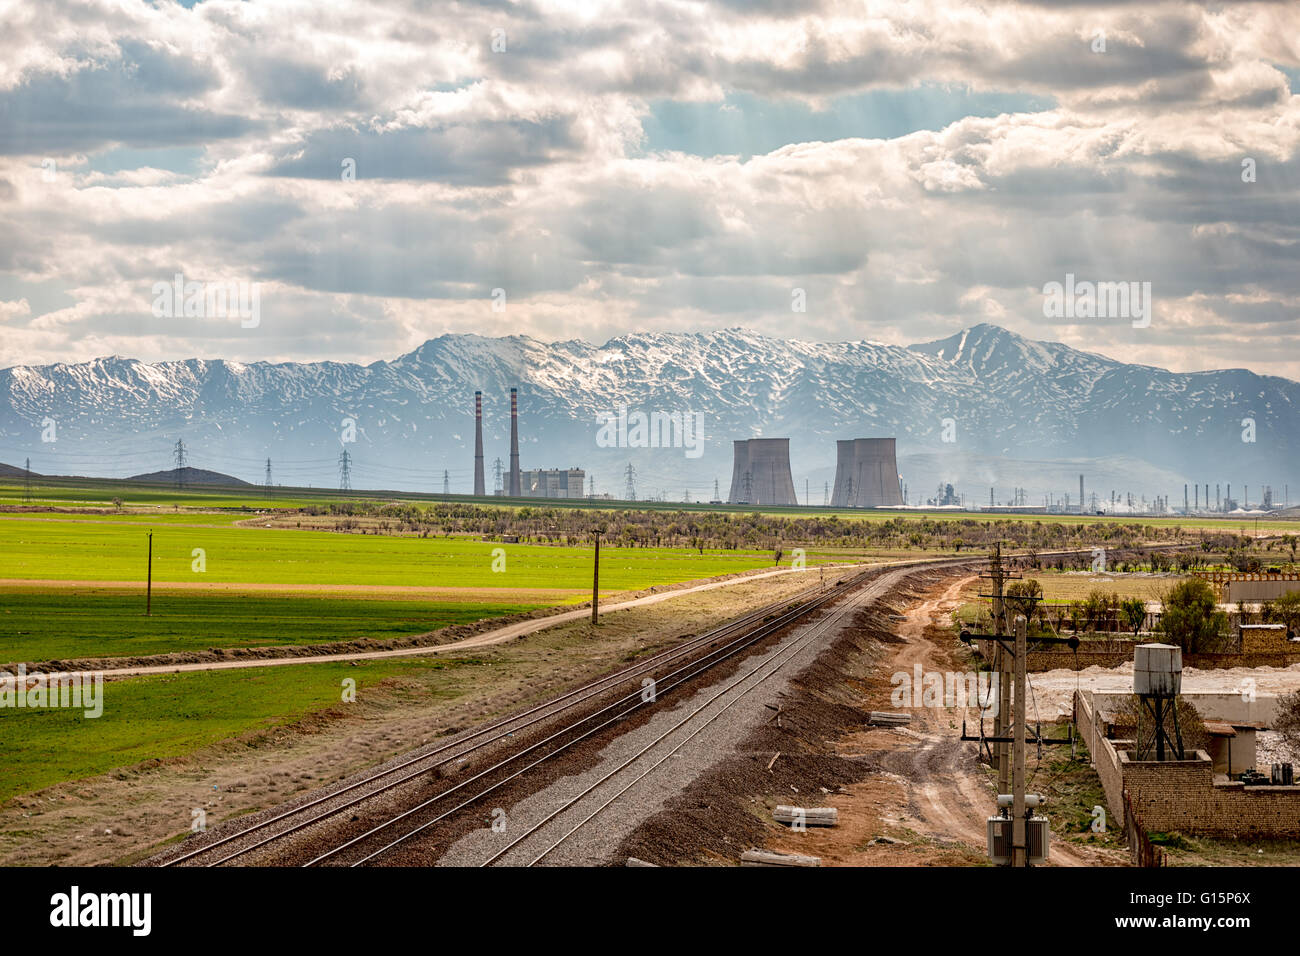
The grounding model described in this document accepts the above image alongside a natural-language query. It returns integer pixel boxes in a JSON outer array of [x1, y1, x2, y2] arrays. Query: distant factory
[[472, 387, 586, 499]]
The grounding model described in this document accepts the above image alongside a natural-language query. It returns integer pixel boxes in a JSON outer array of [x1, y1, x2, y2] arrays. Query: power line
[[172, 439, 187, 489], [338, 449, 352, 491]]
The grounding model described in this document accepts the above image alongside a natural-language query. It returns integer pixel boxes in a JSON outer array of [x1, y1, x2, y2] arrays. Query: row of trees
[[291, 500, 1204, 554]]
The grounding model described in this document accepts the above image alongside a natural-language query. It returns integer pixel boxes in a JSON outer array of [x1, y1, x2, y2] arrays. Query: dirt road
[[61, 564, 852, 680], [849, 575, 1103, 866]]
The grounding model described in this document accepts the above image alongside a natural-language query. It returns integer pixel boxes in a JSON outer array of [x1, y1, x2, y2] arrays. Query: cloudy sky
[[1, 0, 1298, 377]]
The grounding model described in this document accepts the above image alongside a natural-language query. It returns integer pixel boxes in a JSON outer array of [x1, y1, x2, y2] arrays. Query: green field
[[4, 477, 1297, 532], [0, 515, 798, 588], [0, 587, 545, 664], [0, 657, 484, 803]]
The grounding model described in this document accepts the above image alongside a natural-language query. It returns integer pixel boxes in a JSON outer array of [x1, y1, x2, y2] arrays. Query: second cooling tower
[[727, 438, 798, 506], [831, 438, 903, 508]]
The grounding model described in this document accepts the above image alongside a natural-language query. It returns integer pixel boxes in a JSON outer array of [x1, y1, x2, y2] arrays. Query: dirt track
[[884, 577, 1102, 864], [31, 564, 852, 680]]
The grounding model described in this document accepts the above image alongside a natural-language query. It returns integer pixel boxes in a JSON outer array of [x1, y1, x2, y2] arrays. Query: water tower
[[1133, 643, 1184, 760]]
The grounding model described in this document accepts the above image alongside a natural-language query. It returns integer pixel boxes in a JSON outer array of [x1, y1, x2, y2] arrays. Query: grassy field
[[0, 587, 546, 663], [0, 515, 804, 588], [4, 477, 1297, 532], [0, 656, 487, 803]]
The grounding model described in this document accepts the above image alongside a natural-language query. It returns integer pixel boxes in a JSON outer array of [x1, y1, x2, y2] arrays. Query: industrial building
[[830, 438, 903, 508], [519, 468, 586, 499], [727, 438, 798, 506], [473, 386, 586, 499]]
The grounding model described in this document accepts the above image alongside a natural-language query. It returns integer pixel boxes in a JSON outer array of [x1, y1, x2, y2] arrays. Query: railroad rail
[[156, 543, 1190, 867]]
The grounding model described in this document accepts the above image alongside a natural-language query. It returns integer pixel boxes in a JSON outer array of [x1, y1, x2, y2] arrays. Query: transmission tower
[[173, 439, 188, 489], [492, 457, 504, 493], [23, 457, 32, 503], [264, 458, 273, 494], [443, 469, 450, 495], [823, 481, 828, 506], [589, 474, 595, 497], [713, 478, 720, 501], [338, 449, 352, 491], [623, 463, 636, 501]]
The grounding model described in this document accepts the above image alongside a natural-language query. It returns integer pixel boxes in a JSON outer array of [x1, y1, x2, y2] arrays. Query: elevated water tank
[[1133, 643, 1182, 697]]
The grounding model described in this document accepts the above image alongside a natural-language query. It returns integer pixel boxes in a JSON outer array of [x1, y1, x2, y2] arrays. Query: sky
[[0, 0, 1298, 378]]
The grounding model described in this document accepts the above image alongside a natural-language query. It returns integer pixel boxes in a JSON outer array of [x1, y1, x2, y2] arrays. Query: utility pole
[[338, 449, 352, 491], [173, 439, 187, 489], [591, 532, 601, 625], [1011, 614, 1028, 867], [145, 531, 153, 617]]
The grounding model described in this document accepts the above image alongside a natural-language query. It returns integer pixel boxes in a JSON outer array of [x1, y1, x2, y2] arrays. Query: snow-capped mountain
[[1, 324, 1296, 504]]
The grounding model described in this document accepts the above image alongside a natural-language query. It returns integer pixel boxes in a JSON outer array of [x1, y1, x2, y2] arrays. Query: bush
[[1158, 578, 1229, 653]]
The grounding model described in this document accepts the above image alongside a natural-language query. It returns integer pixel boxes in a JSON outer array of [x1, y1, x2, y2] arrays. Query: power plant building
[[831, 438, 903, 508], [727, 438, 798, 506], [520, 468, 586, 499]]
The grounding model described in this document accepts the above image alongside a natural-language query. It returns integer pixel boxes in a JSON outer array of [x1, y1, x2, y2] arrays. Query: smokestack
[[1079, 474, 1085, 514], [1184, 484, 1188, 514], [508, 387, 521, 496], [473, 391, 485, 496]]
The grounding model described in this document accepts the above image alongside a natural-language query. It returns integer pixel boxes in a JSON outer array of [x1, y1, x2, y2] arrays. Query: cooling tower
[[473, 391, 485, 496], [508, 387, 521, 496], [727, 438, 798, 505], [830, 438, 903, 508]]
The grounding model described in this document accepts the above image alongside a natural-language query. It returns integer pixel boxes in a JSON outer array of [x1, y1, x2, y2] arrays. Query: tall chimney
[[473, 391, 485, 496], [508, 387, 521, 496]]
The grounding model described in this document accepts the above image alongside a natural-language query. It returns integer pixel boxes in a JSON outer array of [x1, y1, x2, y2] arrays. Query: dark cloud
[[267, 117, 583, 184]]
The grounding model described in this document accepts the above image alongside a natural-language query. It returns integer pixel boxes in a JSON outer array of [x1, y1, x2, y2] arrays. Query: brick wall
[[1007, 639, 1300, 672], [1075, 690, 1300, 836]]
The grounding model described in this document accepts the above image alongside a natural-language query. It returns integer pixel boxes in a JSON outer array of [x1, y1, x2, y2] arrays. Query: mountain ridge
[[2, 324, 1295, 502]]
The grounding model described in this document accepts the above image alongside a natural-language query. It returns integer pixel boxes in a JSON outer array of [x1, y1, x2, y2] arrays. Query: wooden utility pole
[[591, 533, 600, 625], [990, 543, 1011, 796], [145, 531, 153, 617], [1011, 614, 1028, 867]]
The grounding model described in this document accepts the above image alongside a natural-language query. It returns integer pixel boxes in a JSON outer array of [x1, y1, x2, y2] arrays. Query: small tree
[[1276, 690, 1300, 756], [1121, 597, 1146, 636], [1005, 578, 1042, 628], [1158, 577, 1229, 654], [1264, 591, 1300, 636]]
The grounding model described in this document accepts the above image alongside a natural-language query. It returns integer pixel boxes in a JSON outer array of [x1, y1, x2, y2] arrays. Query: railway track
[[159, 576, 835, 867], [156, 544, 1188, 868]]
